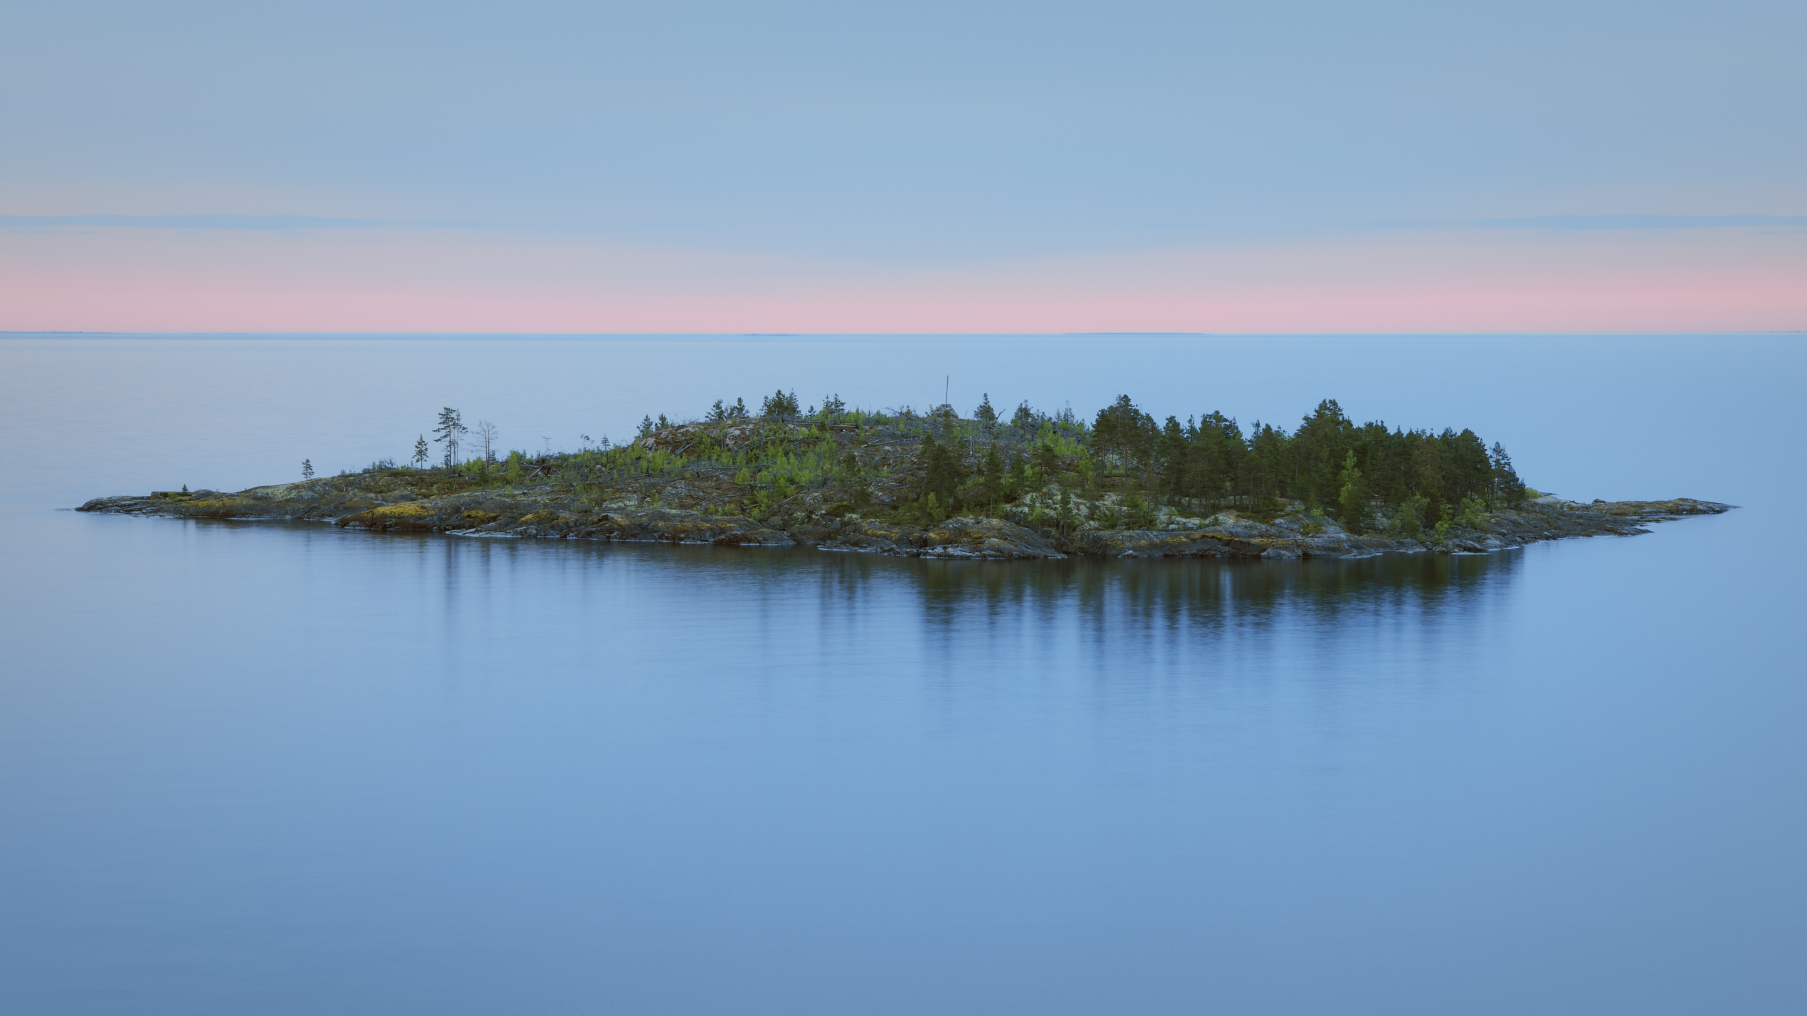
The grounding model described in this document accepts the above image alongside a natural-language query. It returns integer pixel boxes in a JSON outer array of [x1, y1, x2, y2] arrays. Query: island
[[78, 395, 1733, 559]]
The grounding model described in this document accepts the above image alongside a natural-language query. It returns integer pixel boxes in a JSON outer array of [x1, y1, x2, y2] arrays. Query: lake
[[2, 334, 1803, 1014]]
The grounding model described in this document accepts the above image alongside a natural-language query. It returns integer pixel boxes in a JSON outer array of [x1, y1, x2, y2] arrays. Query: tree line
[[903, 395, 1527, 533], [368, 395, 1526, 535], [1088, 397, 1524, 521]]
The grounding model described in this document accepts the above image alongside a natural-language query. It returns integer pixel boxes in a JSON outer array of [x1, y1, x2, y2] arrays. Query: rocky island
[[79, 394, 1733, 560]]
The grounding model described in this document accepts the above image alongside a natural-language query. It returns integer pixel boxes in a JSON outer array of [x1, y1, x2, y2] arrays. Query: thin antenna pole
[[944, 376, 949, 408]]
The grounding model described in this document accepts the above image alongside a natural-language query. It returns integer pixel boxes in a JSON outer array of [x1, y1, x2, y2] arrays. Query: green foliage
[[761, 390, 800, 419], [961, 447, 1007, 513], [975, 393, 997, 424], [1336, 450, 1370, 534], [1388, 493, 1429, 538], [1091, 394, 1157, 478], [1428, 500, 1454, 540], [422, 393, 1524, 540], [1123, 491, 1154, 529], [432, 407, 466, 468], [1490, 441, 1526, 505], [916, 435, 968, 509], [900, 492, 946, 527]]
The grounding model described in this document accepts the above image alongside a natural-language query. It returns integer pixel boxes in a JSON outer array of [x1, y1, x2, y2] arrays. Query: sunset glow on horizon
[[3, 1, 1803, 333], [3, 221, 1801, 334]]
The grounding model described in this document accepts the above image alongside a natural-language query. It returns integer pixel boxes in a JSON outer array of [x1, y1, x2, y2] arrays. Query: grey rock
[[75, 479, 1736, 562]]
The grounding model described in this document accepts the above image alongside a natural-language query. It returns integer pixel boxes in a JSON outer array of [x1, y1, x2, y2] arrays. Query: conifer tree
[[1490, 441, 1525, 506], [971, 447, 1005, 512], [1092, 395, 1154, 480], [412, 435, 430, 470], [916, 435, 967, 508], [302, 459, 314, 480], [1160, 416, 1188, 500], [432, 408, 465, 469], [761, 390, 800, 420], [1337, 451, 1370, 533], [975, 394, 997, 424]]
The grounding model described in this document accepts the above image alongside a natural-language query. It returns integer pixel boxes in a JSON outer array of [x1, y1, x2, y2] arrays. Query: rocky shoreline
[[77, 482, 1734, 561]]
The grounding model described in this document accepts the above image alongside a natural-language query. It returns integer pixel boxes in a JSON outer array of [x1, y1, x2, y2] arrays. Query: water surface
[[1, 335, 1803, 1015]]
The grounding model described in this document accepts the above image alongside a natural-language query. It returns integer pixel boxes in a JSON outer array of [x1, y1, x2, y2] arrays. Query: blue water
[[2, 335, 1804, 1015]]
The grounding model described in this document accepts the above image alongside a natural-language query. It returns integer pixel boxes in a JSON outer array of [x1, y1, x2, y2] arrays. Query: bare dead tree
[[475, 419, 499, 467]]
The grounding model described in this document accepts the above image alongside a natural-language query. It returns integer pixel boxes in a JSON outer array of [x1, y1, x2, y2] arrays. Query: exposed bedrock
[[77, 484, 1734, 561]]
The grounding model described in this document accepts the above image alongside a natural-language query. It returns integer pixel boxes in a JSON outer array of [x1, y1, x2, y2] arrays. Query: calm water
[[2, 335, 1804, 1015]]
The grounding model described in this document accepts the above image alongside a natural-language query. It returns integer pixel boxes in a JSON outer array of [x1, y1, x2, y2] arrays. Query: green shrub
[[1123, 492, 1154, 529], [1388, 494, 1429, 538]]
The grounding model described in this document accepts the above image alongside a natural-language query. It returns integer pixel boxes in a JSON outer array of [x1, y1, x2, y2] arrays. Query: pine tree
[[1161, 416, 1188, 500], [1092, 395, 1152, 480], [971, 446, 1005, 512], [412, 435, 430, 470], [1337, 451, 1370, 534], [301, 459, 314, 480], [760, 390, 799, 420], [975, 393, 997, 424], [1490, 441, 1525, 506], [431, 408, 465, 469], [916, 435, 968, 508]]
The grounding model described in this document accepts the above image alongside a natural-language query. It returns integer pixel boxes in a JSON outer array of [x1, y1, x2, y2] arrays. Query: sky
[[1, 0, 1803, 333]]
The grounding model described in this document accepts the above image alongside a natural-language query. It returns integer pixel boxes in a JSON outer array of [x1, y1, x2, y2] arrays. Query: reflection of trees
[[337, 522, 1517, 653], [896, 550, 1516, 633]]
